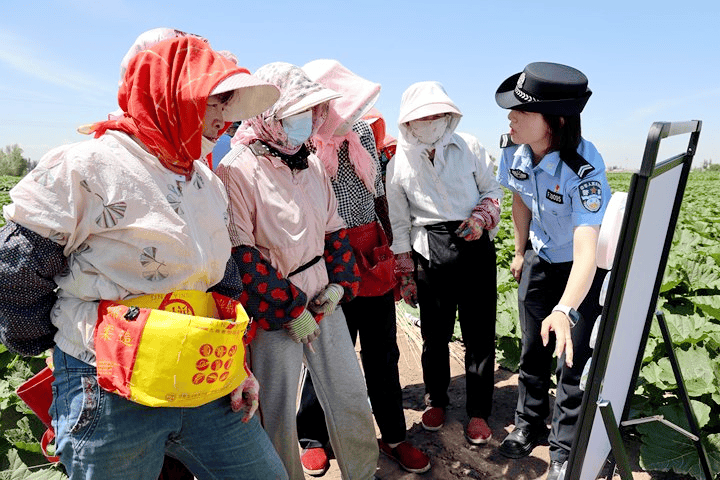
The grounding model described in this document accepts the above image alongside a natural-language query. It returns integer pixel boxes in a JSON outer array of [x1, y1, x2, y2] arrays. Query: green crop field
[[0, 171, 718, 478], [395, 169, 720, 479], [494, 170, 720, 479]]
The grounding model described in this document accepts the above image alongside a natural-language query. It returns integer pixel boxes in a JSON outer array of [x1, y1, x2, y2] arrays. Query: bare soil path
[[309, 309, 683, 480]]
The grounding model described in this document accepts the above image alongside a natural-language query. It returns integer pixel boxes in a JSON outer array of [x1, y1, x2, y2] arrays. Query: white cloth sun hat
[[398, 81, 461, 124], [275, 88, 342, 120], [211, 73, 281, 122]]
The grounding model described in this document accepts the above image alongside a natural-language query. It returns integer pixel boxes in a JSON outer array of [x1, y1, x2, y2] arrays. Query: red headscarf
[[363, 108, 397, 161], [92, 36, 247, 176]]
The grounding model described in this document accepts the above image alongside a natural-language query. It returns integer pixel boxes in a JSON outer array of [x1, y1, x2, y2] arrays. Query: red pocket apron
[[346, 221, 396, 297]]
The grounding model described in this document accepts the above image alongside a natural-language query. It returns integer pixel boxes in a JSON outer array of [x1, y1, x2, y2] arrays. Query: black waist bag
[[424, 221, 467, 268]]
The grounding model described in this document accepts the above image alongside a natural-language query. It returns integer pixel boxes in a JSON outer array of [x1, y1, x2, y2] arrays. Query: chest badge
[[546, 189, 564, 204], [579, 180, 603, 212], [510, 168, 529, 180]]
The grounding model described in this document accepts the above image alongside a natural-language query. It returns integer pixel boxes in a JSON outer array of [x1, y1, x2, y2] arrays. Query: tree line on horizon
[[0, 144, 716, 179], [0, 145, 35, 177]]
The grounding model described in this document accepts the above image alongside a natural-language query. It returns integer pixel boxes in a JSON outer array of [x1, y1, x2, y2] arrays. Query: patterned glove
[[456, 215, 485, 241], [394, 252, 414, 275], [285, 308, 320, 344], [308, 283, 344, 316], [394, 252, 417, 307], [398, 273, 418, 308], [456, 198, 501, 240], [230, 372, 259, 422]]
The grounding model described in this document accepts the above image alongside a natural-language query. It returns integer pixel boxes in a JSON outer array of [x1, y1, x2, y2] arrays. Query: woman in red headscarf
[[0, 36, 288, 479]]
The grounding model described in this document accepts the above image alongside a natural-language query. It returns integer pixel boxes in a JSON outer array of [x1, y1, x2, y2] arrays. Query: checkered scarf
[[305, 60, 380, 194]]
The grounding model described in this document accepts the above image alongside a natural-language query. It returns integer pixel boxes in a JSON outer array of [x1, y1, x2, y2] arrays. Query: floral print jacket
[[2, 131, 234, 364]]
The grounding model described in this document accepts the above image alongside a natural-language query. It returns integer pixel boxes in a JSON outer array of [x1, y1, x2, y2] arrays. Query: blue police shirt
[[496, 138, 610, 263], [212, 134, 232, 169]]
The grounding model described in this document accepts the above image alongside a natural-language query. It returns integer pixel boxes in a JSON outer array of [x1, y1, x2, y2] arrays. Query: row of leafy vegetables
[[1, 171, 718, 478]]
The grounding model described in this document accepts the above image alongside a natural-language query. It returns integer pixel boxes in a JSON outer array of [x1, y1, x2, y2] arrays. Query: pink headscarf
[[231, 62, 336, 155], [303, 60, 381, 193]]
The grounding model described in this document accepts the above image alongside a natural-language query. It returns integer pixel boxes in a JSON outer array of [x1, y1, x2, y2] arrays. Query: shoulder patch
[[510, 168, 529, 180], [563, 151, 594, 179], [500, 134, 516, 149], [579, 180, 603, 212]]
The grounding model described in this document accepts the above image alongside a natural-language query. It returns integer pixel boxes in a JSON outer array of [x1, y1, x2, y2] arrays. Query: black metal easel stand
[[595, 311, 713, 480], [598, 400, 633, 480], [653, 310, 713, 480]]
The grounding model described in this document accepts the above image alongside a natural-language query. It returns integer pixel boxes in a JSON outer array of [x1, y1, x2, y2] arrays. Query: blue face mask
[[282, 110, 313, 148]]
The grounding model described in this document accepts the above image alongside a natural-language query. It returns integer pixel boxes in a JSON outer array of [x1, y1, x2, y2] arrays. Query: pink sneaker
[[465, 417, 492, 444], [421, 406, 445, 431], [300, 447, 330, 477], [378, 440, 431, 474]]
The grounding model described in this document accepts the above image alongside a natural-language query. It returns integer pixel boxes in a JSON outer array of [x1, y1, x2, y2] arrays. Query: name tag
[[546, 190, 564, 204]]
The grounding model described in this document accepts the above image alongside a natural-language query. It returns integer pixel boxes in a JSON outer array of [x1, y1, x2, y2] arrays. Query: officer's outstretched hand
[[541, 310, 574, 368]]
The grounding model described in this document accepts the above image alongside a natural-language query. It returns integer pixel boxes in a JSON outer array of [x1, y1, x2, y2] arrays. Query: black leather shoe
[[546, 460, 565, 480], [497, 426, 546, 459]]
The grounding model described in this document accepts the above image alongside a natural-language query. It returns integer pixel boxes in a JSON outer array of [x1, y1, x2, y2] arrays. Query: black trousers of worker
[[515, 249, 607, 463], [415, 232, 496, 419], [296, 290, 406, 449]]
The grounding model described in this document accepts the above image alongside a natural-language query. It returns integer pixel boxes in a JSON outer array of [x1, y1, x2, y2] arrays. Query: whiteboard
[[579, 165, 682, 479], [566, 120, 702, 480]]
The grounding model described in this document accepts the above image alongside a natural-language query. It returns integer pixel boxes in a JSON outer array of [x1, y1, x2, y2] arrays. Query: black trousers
[[296, 290, 406, 448], [515, 249, 607, 463], [415, 232, 496, 419]]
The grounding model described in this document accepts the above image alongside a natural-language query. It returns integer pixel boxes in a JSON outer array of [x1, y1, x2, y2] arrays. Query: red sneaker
[[465, 417, 492, 444], [300, 447, 330, 477], [421, 406, 445, 431], [378, 440, 431, 474]]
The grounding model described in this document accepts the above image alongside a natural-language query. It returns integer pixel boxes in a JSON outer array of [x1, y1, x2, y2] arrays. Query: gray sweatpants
[[250, 307, 378, 480]]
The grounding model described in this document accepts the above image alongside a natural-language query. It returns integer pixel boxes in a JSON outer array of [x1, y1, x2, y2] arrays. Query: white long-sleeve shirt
[[386, 131, 503, 259]]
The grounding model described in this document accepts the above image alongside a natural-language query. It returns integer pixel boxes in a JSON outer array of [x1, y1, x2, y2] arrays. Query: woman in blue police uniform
[[494, 62, 610, 480]]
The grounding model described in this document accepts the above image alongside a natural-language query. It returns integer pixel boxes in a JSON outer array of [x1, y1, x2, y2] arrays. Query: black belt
[[288, 255, 322, 277]]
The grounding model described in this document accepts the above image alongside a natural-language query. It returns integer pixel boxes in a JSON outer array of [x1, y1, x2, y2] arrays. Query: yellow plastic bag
[[94, 291, 249, 408]]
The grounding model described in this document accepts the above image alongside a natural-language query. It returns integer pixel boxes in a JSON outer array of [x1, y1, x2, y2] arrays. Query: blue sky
[[1, 0, 717, 170]]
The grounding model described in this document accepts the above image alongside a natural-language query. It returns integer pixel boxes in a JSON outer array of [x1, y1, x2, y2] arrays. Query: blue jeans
[[50, 347, 288, 480]]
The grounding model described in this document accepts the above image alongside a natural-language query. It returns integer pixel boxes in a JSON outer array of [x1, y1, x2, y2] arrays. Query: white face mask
[[409, 115, 449, 145], [282, 110, 313, 147], [201, 136, 217, 158]]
